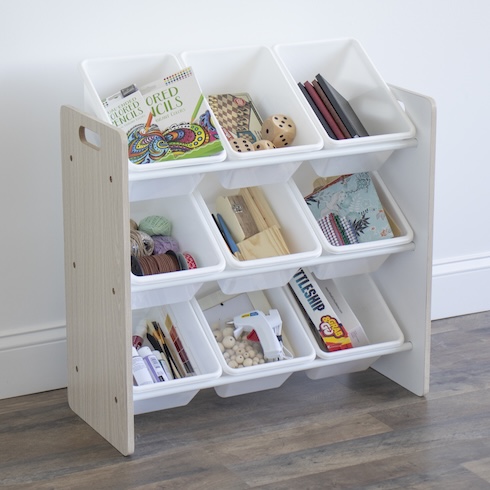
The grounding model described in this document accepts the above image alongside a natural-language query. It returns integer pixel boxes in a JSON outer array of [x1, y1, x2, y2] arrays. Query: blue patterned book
[[304, 172, 394, 244]]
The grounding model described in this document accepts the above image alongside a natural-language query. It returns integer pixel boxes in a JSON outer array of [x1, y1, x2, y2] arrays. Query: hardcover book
[[103, 67, 224, 165], [315, 74, 369, 138], [303, 81, 345, 140], [312, 79, 351, 139], [304, 172, 394, 243], [297, 82, 338, 140]]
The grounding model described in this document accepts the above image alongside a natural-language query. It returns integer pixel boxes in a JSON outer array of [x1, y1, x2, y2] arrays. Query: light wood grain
[[60, 106, 134, 455]]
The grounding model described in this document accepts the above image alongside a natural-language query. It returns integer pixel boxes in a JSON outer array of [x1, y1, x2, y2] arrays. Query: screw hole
[[109, 176, 113, 183], [73, 262, 76, 268], [69, 155, 73, 162], [112, 288, 116, 295], [114, 397, 118, 404], [75, 366, 79, 372]]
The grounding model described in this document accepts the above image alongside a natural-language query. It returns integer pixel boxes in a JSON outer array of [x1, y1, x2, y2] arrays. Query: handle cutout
[[79, 125, 101, 150]]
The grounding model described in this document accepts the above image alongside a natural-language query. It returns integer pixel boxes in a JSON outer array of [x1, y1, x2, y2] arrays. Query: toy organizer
[[62, 39, 435, 455]]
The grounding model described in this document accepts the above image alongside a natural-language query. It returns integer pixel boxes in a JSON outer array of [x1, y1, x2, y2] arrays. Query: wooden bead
[[222, 336, 236, 349]]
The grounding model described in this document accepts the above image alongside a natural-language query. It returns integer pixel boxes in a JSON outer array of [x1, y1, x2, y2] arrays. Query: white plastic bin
[[273, 39, 415, 149], [80, 52, 226, 178], [132, 302, 222, 414], [180, 45, 323, 169], [193, 284, 316, 397], [130, 193, 225, 308], [285, 272, 406, 380], [193, 172, 322, 293], [290, 164, 413, 279]]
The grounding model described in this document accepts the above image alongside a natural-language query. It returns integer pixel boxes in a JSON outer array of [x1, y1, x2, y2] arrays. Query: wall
[[1, 0, 487, 398]]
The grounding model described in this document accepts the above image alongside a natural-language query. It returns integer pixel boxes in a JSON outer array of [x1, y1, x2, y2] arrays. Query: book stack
[[298, 74, 369, 140]]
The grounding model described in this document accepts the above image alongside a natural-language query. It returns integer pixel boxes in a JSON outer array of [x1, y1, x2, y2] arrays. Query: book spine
[[297, 82, 337, 140], [312, 79, 351, 139]]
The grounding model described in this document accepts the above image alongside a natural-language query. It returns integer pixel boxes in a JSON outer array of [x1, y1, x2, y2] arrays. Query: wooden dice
[[253, 140, 276, 151], [230, 138, 255, 153], [261, 114, 296, 147]]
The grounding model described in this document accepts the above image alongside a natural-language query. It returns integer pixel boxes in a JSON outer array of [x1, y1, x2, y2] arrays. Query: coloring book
[[103, 67, 224, 165]]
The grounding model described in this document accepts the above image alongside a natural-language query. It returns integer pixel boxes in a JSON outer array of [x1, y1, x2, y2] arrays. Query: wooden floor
[[1, 311, 490, 489]]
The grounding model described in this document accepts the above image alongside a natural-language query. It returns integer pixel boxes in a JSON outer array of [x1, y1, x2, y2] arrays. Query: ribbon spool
[[131, 250, 198, 276], [132, 251, 180, 276]]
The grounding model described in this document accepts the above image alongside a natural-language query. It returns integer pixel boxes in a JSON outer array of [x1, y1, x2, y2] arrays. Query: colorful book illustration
[[103, 67, 224, 165], [207, 92, 263, 143], [304, 172, 393, 244]]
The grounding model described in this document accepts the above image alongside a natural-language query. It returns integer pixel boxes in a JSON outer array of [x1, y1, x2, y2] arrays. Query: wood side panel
[[60, 106, 134, 455]]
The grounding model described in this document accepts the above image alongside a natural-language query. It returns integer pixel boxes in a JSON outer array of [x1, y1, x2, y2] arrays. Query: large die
[[261, 114, 296, 147]]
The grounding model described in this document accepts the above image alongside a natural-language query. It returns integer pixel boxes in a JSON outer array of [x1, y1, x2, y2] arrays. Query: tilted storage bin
[[180, 45, 323, 187], [132, 301, 222, 414], [193, 283, 316, 397], [130, 193, 225, 308], [290, 163, 414, 279], [273, 39, 416, 175], [285, 272, 405, 380], [80, 52, 226, 182], [193, 172, 322, 294]]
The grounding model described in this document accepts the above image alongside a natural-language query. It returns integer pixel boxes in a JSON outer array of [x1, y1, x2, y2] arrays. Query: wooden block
[[237, 225, 290, 260], [243, 186, 280, 229], [215, 194, 259, 242], [238, 187, 269, 232]]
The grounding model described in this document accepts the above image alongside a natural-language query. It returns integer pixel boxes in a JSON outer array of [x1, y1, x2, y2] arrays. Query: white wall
[[1, 0, 487, 398]]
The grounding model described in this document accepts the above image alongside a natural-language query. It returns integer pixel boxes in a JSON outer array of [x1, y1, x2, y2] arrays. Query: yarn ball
[[129, 219, 138, 230], [152, 235, 180, 255], [130, 229, 154, 256], [138, 215, 172, 236]]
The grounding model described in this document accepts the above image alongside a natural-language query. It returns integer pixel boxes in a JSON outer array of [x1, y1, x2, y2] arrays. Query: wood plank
[[60, 106, 134, 455]]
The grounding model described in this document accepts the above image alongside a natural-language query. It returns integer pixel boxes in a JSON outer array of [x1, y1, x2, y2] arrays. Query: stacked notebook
[[298, 74, 369, 140]]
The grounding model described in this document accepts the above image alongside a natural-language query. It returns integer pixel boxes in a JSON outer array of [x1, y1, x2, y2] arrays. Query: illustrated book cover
[[207, 92, 263, 144], [103, 67, 224, 165], [304, 172, 394, 244]]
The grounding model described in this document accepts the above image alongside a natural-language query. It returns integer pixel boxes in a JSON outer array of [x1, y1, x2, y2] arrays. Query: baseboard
[[432, 252, 490, 320], [0, 323, 68, 400]]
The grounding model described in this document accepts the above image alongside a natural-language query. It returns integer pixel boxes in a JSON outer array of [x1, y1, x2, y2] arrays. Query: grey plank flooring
[[1, 312, 490, 489]]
